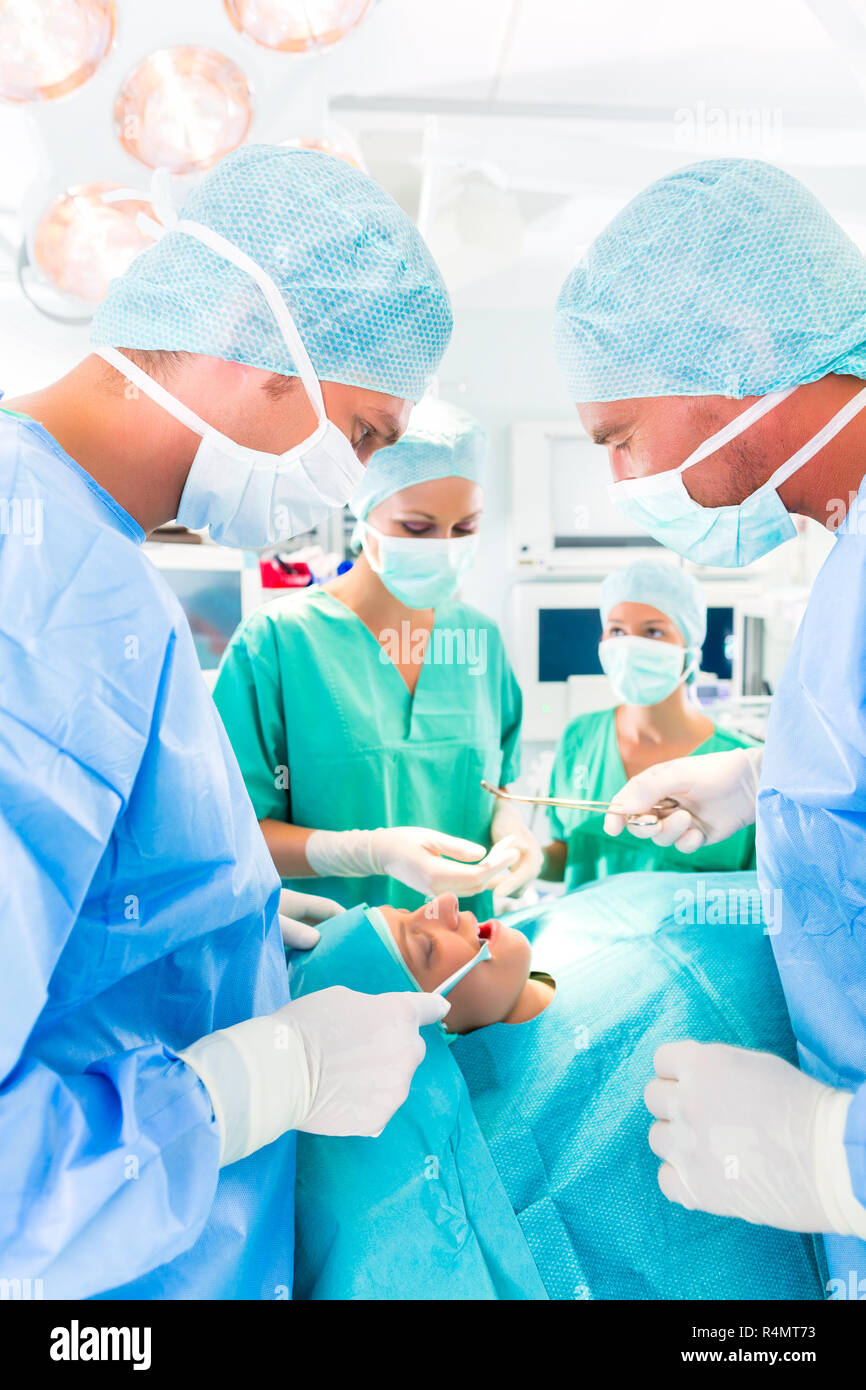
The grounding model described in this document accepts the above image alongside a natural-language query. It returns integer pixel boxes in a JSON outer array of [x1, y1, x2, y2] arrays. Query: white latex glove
[[179, 986, 450, 1166], [277, 888, 344, 949], [645, 1040, 866, 1236], [305, 826, 520, 898], [488, 801, 544, 899], [604, 746, 763, 853]]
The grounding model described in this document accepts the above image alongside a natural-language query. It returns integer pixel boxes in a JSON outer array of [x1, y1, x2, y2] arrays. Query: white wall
[[437, 304, 574, 643]]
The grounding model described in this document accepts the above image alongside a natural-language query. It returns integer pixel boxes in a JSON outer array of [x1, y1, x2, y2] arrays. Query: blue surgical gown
[[0, 409, 294, 1300], [759, 476, 866, 1290]]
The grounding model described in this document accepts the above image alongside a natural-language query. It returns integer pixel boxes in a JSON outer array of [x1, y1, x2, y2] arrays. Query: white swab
[[433, 942, 492, 996]]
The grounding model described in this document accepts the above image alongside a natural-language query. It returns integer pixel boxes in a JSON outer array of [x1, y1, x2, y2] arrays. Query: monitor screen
[[538, 606, 734, 683], [538, 608, 604, 681], [701, 607, 735, 681]]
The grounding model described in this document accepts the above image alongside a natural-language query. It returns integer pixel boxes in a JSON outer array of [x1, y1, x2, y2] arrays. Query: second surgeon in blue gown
[[551, 156, 866, 1274]]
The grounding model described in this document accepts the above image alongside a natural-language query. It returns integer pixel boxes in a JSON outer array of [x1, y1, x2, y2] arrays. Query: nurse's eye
[[352, 424, 373, 453], [453, 522, 479, 535], [400, 521, 433, 535], [646, 627, 667, 639]]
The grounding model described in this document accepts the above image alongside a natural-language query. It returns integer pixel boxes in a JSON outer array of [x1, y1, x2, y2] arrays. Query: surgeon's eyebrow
[[366, 409, 405, 445], [394, 508, 483, 521], [588, 418, 633, 445]]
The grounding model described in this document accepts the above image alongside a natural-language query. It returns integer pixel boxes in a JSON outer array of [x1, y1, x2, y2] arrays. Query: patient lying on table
[[375, 896, 554, 1032], [290, 873, 826, 1302]]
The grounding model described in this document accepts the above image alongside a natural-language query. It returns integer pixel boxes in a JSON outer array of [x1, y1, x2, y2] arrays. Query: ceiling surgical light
[[224, 0, 370, 53], [114, 47, 253, 174], [0, 0, 115, 102], [31, 181, 156, 305]]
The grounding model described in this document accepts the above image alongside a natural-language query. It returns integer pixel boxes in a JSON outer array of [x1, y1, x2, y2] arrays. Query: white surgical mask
[[358, 520, 478, 608], [599, 635, 697, 706], [608, 384, 866, 567], [96, 188, 364, 549]]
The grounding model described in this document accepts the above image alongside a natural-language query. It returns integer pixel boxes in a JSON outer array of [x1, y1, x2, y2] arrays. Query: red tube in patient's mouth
[[478, 921, 493, 939]]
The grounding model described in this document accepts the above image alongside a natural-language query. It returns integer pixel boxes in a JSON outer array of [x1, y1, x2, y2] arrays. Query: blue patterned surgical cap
[[92, 144, 452, 402], [554, 158, 866, 403]]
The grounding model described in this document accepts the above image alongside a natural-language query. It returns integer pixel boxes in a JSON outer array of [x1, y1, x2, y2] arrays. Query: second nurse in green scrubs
[[541, 560, 757, 890], [214, 399, 542, 917]]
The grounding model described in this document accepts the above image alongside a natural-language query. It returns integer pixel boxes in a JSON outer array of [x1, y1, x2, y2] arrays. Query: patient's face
[[378, 894, 532, 1034]]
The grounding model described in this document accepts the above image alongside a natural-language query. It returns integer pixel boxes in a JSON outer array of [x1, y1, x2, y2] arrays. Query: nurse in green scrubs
[[541, 560, 757, 891], [214, 399, 543, 917]]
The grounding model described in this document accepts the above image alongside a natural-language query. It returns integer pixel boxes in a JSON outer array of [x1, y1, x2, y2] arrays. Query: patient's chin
[[498, 925, 532, 972]]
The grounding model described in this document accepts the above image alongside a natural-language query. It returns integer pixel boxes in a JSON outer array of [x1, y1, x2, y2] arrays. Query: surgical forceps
[[480, 780, 680, 829]]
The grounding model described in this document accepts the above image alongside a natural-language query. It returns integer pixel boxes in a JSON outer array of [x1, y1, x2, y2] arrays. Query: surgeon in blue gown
[[0, 145, 453, 1298], [552, 157, 866, 1287]]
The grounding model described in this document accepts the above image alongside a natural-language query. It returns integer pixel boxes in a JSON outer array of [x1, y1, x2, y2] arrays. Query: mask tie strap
[[357, 520, 385, 575], [681, 647, 700, 688], [101, 170, 329, 428], [172, 217, 327, 427], [678, 387, 797, 474], [755, 383, 866, 496], [101, 168, 177, 238], [94, 344, 216, 441]]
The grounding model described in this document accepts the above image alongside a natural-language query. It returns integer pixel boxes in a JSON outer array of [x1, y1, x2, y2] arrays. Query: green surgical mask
[[598, 636, 697, 706], [358, 521, 478, 608]]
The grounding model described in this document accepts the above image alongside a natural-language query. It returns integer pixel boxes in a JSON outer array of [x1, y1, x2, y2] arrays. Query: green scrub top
[[548, 706, 758, 891], [213, 588, 523, 916]]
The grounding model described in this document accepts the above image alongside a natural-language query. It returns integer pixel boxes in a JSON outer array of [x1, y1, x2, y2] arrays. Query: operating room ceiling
[[3, 0, 866, 331]]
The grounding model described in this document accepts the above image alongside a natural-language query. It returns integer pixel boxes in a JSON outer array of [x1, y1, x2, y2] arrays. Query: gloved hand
[[488, 801, 544, 899], [179, 986, 450, 1166], [305, 826, 520, 898], [645, 1040, 866, 1236], [603, 746, 763, 853], [277, 887, 344, 949]]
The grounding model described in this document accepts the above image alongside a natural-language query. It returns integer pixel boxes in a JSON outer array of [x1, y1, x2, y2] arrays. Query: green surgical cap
[[92, 144, 452, 402], [351, 396, 487, 520], [600, 560, 706, 681], [554, 158, 866, 402]]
